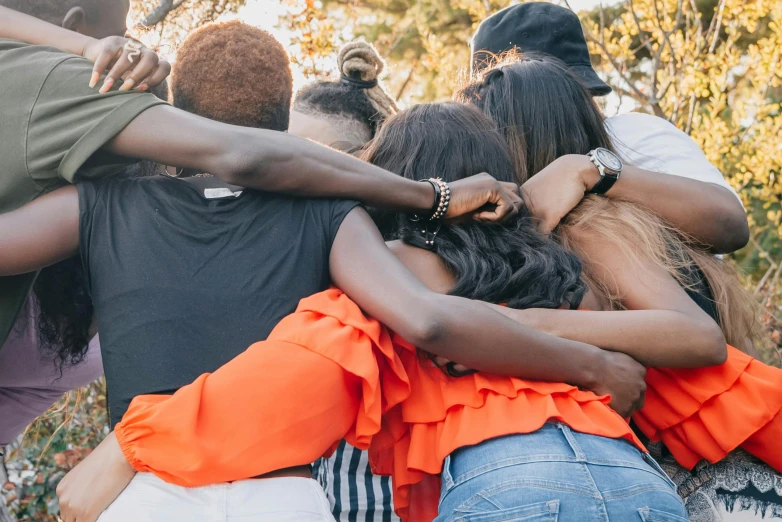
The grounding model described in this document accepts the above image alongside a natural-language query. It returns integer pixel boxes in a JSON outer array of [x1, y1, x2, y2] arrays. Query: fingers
[[90, 49, 120, 89], [100, 44, 163, 94], [139, 60, 171, 90], [118, 50, 159, 91], [99, 46, 135, 93], [500, 181, 521, 197], [474, 186, 520, 223]]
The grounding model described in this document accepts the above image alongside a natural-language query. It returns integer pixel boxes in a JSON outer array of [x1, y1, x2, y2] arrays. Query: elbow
[[711, 194, 749, 254], [211, 129, 289, 187], [697, 322, 728, 366], [723, 218, 750, 253], [402, 297, 449, 348]]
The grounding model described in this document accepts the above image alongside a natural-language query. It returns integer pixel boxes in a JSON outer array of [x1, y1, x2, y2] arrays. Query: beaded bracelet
[[419, 178, 450, 220]]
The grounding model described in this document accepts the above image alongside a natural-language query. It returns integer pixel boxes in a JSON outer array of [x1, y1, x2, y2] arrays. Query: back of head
[[471, 2, 611, 95], [172, 20, 293, 131], [362, 102, 586, 310], [0, 0, 128, 38], [292, 41, 398, 149], [458, 52, 612, 182]]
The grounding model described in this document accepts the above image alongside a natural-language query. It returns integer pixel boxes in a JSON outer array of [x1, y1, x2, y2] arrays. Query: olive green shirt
[[0, 38, 167, 347]]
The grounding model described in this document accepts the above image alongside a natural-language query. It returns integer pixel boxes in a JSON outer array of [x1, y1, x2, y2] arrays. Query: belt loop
[[557, 423, 587, 462]]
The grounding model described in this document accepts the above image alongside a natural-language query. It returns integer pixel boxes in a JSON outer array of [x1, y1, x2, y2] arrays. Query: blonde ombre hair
[[557, 196, 759, 351]]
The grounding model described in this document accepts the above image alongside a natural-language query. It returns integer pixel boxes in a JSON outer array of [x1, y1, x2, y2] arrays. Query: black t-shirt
[[78, 176, 358, 426]]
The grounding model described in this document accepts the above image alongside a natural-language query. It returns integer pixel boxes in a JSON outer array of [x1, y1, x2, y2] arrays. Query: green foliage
[[2, 381, 108, 521]]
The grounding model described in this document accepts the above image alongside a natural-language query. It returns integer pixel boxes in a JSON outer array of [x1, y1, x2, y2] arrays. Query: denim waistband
[[442, 423, 667, 490]]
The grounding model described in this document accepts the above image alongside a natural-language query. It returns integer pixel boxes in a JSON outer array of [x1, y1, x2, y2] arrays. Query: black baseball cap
[[471, 2, 612, 96]]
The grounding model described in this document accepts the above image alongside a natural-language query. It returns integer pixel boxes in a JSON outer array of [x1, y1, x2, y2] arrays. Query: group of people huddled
[[1, 1, 781, 521]]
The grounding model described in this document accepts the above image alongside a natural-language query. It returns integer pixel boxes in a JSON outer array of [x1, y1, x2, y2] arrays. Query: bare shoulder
[[386, 240, 455, 294]]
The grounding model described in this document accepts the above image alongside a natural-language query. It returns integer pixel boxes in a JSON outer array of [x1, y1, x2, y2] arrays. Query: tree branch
[[395, 59, 418, 99], [141, 0, 187, 27]]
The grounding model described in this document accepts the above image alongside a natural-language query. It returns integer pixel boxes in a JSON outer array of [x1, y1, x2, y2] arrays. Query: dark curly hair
[[362, 102, 586, 311], [172, 20, 293, 132], [33, 256, 93, 369]]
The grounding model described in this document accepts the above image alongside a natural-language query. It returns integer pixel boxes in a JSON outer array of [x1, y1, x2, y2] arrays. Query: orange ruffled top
[[115, 289, 782, 521], [634, 346, 782, 471], [367, 331, 643, 521]]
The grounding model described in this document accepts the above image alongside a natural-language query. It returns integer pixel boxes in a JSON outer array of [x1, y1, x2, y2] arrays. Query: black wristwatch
[[587, 147, 623, 195]]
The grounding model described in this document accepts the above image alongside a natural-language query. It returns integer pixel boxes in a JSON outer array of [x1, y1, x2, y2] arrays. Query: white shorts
[[97, 473, 335, 521]]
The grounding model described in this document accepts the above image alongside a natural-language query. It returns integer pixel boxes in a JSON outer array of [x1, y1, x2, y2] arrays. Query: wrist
[[574, 346, 605, 390], [410, 177, 436, 213], [577, 155, 602, 192]]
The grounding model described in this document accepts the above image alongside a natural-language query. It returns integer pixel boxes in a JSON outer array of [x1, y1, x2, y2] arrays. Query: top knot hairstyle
[[362, 102, 586, 311], [172, 20, 293, 131], [294, 41, 399, 140]]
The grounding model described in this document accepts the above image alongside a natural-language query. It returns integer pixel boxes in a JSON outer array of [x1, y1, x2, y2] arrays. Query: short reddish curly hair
[[172, 20, 293, 131]]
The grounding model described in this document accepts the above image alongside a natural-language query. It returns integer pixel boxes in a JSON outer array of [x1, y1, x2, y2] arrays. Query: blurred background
[[1, 0, 780, 519]]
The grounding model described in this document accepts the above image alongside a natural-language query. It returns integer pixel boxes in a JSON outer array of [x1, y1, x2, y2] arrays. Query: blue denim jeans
[[435, 424, 688, 522]]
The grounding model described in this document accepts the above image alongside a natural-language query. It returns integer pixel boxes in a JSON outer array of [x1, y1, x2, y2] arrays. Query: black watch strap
[[589, 173, 619, 195]]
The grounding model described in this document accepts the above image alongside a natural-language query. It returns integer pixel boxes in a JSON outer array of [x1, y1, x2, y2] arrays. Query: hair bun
[[338, 41, 387, 83]]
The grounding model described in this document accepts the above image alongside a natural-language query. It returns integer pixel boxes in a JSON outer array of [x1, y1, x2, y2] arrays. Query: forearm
[[397, 294, 604, 389], [107, 106, 435, 213], [604, 166, 748, 253], [0, 7, 93, 56], [489, 305, 727, 368], [223, 128, 436, 212]]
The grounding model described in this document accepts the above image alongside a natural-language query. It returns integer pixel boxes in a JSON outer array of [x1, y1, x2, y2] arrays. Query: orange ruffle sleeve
[[633, 345, 782, 471], [114, 289, 410, 487]]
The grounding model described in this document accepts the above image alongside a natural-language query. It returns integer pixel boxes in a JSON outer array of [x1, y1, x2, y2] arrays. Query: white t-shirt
[[604, 112, 742, 205]]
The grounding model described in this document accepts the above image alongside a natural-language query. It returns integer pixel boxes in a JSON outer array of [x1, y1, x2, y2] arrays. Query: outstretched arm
[[523, 154, 748, 253], [1, 6, 518, 221], [106, 105, 519, 219], [522, 113, 748, 254], [491, 200, 728, 368], [0, 187, 79, 276], [329, 209, 609, 383]]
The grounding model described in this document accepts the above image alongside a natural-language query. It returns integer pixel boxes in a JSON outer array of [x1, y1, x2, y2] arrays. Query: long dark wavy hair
[[361, 102, 586, 312], [457, 52, 614, 182]]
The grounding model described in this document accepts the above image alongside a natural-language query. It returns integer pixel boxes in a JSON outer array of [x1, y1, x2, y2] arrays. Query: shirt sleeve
[[25, 54, 167, 184], [605, 113, 742, 205], [328, 200, 362, 247]]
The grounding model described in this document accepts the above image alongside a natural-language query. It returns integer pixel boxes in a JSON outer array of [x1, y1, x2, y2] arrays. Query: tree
[[130, 0, 248, 52]]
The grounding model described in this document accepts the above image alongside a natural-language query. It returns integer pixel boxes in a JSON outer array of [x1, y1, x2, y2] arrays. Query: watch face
[[595, 148, 623, 172]]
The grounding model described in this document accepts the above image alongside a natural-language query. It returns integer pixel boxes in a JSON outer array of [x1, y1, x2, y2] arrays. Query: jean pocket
[[638, 507, 690, 522], [450, 500, 560, 522]]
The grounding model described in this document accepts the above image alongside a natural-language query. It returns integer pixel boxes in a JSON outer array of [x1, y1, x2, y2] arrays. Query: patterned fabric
[[314, 441, 399, 522], [649, 443, 782, 521]]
